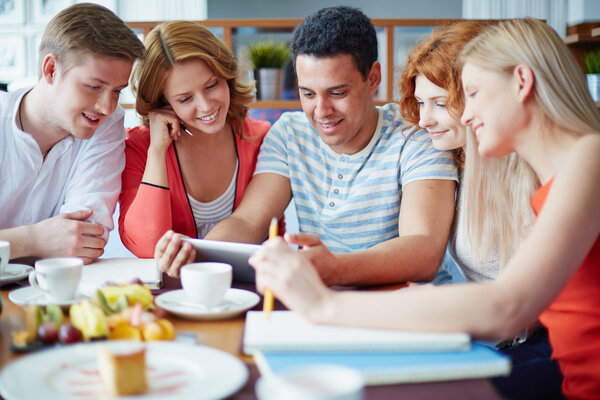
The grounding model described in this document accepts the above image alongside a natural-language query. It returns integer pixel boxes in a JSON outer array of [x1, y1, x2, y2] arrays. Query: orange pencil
[[263, 217, 277, 320]]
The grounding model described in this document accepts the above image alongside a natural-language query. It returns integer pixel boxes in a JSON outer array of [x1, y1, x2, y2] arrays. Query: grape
[[129, 277, 144, 285], [59, 323, 83, 344], [38, 321, 59, 345]]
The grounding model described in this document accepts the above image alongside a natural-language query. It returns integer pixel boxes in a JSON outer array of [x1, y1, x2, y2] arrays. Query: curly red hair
[[398, 21, 488, 125]]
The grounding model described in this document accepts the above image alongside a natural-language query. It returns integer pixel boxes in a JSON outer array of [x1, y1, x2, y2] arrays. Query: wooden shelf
[[250, 100, 300, 109], [565, 22, 600, 72]]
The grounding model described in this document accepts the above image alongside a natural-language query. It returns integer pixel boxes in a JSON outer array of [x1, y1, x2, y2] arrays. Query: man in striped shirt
[[157, 6, 458, 286]]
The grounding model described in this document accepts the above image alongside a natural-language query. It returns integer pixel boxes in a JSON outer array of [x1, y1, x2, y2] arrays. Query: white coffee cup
[[257, 364, 365, 400], [29, 257, 83, 302], [0, 240, 9, 277], [180, 262, 232, 307]]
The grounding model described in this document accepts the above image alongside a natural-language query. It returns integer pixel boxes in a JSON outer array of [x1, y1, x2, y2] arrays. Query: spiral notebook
[[254, 342, 511, 385], [243, 311, 471, 355]]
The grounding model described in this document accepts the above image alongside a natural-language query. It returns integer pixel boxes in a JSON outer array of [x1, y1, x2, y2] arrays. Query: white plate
[[156, 288, 260, 321], [0, 264, 33, 285], [8, 285, 88, 307], [0, 341, 248, 400]]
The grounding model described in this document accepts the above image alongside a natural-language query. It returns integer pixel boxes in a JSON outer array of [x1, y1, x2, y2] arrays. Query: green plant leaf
[[585, 49, 600, 74], [247, 40, 290, 69]]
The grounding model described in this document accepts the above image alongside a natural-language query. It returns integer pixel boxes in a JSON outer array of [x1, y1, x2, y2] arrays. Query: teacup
[[0, 240, 9, 277], [29, 257, 83, 302], [180, 262, 232, 308], [257, 364, 365, 400]]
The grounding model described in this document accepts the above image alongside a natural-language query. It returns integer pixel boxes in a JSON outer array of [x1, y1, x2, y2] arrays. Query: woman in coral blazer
[[119, 21, 271, 261]]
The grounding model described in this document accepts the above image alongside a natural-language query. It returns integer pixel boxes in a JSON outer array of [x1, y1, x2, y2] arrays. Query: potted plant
[[247, 40, 290, 100], [584, 49, 600, 102]]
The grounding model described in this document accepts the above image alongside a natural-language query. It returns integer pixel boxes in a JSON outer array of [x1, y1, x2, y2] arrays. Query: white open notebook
[[79, 258, 162, 294], [243, 311, 471, 355]]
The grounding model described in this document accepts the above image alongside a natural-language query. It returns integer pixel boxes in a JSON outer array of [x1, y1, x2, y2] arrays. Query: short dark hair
[[290, 6, 377, 80]]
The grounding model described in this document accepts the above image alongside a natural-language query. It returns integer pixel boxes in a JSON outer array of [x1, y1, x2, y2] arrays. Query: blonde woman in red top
[[250, 18, 600, 399], [119, 21, 270, 264]]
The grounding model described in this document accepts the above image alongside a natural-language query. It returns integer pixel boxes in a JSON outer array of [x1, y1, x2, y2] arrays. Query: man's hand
[[30, 209, 106, 264], [284, 232, 339, 285], [154, 230, 196, 278]]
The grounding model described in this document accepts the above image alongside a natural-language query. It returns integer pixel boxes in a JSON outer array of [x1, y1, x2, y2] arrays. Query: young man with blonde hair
[[0, 3, 144, 263]]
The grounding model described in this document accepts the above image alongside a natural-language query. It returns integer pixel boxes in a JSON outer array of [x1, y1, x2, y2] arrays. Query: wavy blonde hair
[[460, 18, 600, 265], [131, 20, 255, 138], [39, 3, 143, 76], [399, 21, 536, 267]]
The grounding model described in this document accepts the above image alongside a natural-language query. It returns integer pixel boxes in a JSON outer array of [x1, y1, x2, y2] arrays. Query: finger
[[154, 231, 173, 259], [80, 221, 106, 237], [61, 209, 94, 221], [284, 232, 321, 247], [167, 242, 193, 278], [75, 246, 104, 262], [185, 247, 196, 265], [155, 231, 174, 272], [81, 234, 106, 250]]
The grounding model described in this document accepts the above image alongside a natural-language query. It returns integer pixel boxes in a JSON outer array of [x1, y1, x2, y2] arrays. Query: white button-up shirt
[[0, 87, 126, 240]]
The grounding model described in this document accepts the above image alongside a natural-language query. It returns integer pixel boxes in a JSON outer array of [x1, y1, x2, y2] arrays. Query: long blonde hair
[[398, 21, 536, 267], [131, 20, 255, 138], [460, 18, 600, 265]]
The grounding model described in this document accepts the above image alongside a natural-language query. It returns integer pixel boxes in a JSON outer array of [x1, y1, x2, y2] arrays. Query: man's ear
[[367, 61, 382, 95], [514, 64, 535, 104], [40, 54, 58, 84]]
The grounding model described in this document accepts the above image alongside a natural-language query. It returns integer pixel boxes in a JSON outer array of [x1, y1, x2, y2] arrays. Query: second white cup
[[29, 257, 83, 302], [180, 262, 232, 307]]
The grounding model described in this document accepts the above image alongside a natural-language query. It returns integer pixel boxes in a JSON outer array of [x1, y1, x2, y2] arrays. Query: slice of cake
[[97, 344, 148, 396]]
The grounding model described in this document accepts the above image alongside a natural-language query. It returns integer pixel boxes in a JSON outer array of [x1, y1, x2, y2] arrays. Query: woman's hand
[[154, 230, 196, 278], [249, 237, 335, 322], [147, 109, 185, 153]]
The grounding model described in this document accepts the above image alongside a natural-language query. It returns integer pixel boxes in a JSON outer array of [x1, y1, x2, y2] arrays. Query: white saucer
[[156, 288, 260, 320], [8, 285, 88, 307], [0, 263, 33, 285]]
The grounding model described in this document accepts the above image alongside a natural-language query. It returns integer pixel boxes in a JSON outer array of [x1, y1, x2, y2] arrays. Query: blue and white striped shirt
[[255, 103, 457, 254]]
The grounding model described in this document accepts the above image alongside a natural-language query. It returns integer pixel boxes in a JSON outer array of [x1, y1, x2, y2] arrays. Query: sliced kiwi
[[96, 289, 115, 315], [114, 294, 129, 313], [43, 304, 64, 325]]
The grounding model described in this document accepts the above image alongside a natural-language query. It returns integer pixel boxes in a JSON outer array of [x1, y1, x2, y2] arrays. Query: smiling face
[[163, 58, 230, 136], [414, 75, 466, 151], [460, 63, 522, 158], [48, 54, 132, 140], [296, 54, 380, 154]]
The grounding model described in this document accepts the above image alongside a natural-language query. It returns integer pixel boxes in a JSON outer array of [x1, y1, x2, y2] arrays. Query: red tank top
[[533, 179, 600, 399]]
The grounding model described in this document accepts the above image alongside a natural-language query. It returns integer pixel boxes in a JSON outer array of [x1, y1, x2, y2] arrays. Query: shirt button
[[333, 189, 339, 194], [337, 173, 343, 179], [329, 201, 335, 207]]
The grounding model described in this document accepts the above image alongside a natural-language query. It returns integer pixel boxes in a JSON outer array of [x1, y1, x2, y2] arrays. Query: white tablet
[[182, 238, 260, 283]]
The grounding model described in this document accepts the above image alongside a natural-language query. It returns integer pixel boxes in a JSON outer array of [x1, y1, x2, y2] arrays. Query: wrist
[[147, 144, 168, 160], [306, 287, 338, 324]]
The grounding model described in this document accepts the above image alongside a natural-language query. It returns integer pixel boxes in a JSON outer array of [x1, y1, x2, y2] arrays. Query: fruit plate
[[0, 341, 248, 400]]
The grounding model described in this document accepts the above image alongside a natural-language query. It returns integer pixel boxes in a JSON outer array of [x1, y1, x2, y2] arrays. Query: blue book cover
[[254, 342, 511, 385]]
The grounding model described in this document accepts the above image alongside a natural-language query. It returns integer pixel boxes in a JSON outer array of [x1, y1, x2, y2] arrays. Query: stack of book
[[243, 310, 510, 385]]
